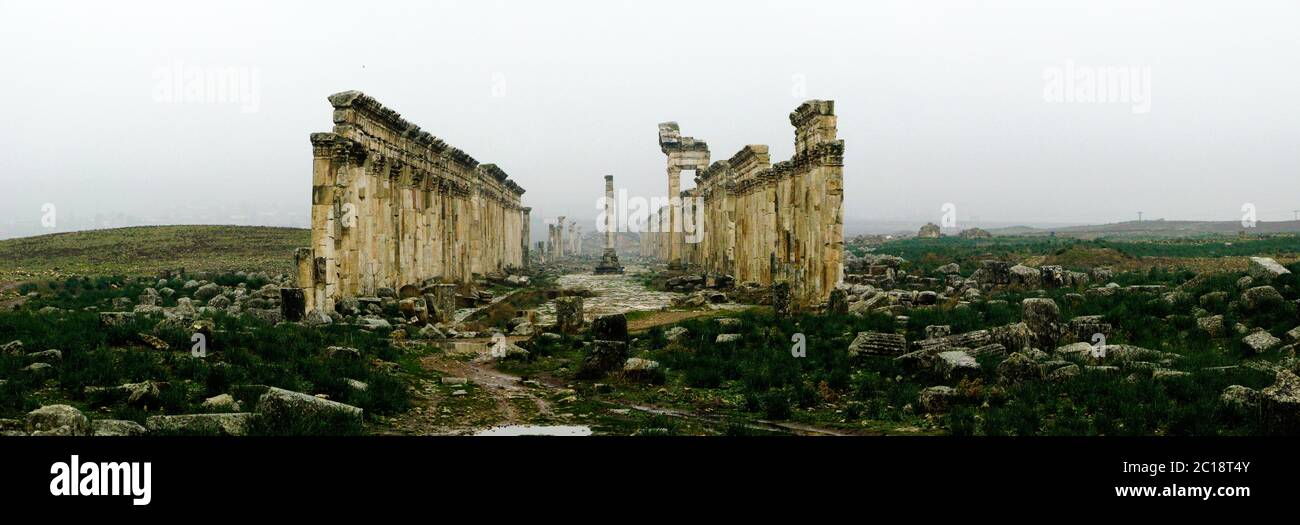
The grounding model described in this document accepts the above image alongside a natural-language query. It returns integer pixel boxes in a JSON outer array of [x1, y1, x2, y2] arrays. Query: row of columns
[[298, 91, 530, 315], [642, 100, 844, 307]]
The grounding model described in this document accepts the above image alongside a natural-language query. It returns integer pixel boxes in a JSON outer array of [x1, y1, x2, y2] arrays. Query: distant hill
[[0, 225, 309, 280], [988, 220, 1300, 239]]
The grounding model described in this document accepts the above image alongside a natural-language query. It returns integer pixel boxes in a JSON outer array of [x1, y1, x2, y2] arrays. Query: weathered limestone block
[[1261, 370, 1300, 434], [917, 223, 941, 239], [590, 313, 628, 342], [25, 405, 90, 436], [91, 419, 148, 436], [1249, 257, 1292, 282], [255, 387, 363, 435], [847, 331, 908, 358], [913, 329, 991, 353], [1022, 298, 1062, 349], [577, 340, 629, 379], [935, 350, 981, 381], [554, 296, 585, 335], [145, 413, 254, 436], [424, 284, 457, 324]]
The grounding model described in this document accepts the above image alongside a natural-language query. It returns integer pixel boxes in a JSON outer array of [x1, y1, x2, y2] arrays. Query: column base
[[594, 250, 624, 274]]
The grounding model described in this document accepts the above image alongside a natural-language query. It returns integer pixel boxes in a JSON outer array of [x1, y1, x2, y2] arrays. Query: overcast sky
[[1, 0, 1297, 239]]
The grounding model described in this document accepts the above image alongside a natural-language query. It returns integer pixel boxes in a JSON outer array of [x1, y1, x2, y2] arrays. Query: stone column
[[604, 176, 615, 250], [521, 207, 531, 268], [667, 166, 683, 269], [595, 175, 624, 274], [426, 283, 456, 324], [574, 223, 582, 256], [556, 216, 566, 259]]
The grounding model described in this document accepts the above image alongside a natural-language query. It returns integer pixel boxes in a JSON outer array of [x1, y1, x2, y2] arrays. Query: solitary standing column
[[556, 216, 566, 259], [596, 174, 624, 274]]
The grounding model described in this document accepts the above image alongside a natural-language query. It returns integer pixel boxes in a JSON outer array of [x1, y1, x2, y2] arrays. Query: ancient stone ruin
[[917, 223, 941, 238], [641, 100, 845, 307], [594, 175, 624, 274], [294, 91, 530, 315]]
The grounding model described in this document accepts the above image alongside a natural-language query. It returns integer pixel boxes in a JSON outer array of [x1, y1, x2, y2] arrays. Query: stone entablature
[[297, 91, 529, 315]]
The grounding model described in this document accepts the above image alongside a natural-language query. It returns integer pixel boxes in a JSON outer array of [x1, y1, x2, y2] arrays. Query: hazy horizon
[[3, 0, 1298, 240]]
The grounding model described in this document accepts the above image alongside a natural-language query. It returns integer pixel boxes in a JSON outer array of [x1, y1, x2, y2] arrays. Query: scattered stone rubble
[[6, 384, 366, 437]]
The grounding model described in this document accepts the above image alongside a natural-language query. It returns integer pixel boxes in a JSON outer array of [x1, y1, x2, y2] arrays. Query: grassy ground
[[0, 225, 308, 281], [500, 261, 1300, 436], [6, 226, 1299, 436], [861, 235, 1300, 275], [0, 272, 411, 435]]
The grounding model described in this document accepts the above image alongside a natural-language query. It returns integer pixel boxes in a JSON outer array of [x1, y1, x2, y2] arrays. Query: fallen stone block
[[1243, 330, 1282, 354], [1248, 257, 1292, 282], [848, 331, 908, 358], [997, 349, 1049, 384], [591, 313, 629, 342], [577, 340, 629, 379], [255, 387, 363, 435], [934, 350, 980, 381], [622, 358, 661, 382], [1261, 370, 1300, 434], [715, 333, 742, 344], [918, 386, 957, 414], [91, 419, 148, 436], [145, 413, 254, 436], [25, 405, 90, 436]]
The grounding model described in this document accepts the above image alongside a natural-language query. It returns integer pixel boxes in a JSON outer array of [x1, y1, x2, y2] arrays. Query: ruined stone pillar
[[425, 283, 457, 324], [667, 166, 683, 269], [521, 207, 531, 268], [557, 216, 566, 258], [604, 176, 615, 250], [574, 222, 582, 256], [555, 296, 585, 334], [595, 175, 624, 274]]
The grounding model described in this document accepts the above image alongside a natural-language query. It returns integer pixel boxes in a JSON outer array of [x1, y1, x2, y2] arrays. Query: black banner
[[0, 437, 1284, 514]]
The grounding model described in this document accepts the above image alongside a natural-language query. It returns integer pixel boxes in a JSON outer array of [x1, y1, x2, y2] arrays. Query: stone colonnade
[[643, 100, 844, 307], [296, 91, 529, 315]]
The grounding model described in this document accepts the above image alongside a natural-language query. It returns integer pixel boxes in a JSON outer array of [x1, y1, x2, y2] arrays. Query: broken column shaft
[[595, 174, 624, 274]]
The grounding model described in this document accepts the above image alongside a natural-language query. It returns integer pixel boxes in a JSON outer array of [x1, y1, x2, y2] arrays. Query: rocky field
[[3, 228, 1300, 436]]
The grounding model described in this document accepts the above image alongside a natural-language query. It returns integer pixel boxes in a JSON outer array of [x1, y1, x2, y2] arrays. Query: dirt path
[[623, 404, 857, 436], [376, 339, 561, 436], [378, 335, 855, 437], [375, 271, 831, 436]]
